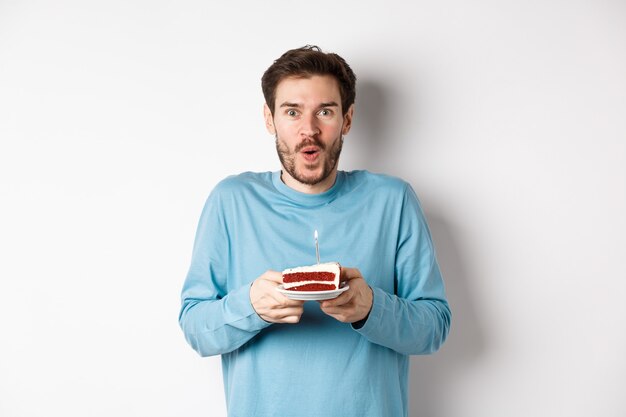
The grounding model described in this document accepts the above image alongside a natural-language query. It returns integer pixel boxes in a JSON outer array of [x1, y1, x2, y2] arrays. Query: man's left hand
[[319, 267, 373, 324]]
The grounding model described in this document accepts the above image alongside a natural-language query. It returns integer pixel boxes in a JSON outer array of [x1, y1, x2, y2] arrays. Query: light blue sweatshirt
[[179, 170, 451, 417]]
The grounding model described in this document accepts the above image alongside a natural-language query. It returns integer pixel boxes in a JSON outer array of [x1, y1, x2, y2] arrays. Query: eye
[[318, 108, 333, 117], [287, 109, 299, 117]]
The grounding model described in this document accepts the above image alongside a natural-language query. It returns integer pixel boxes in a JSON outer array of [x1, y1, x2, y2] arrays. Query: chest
[[223, 193, 401, 292]]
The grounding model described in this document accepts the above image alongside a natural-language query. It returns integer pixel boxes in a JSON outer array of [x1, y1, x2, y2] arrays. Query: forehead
[[274, 75, 341, 105]]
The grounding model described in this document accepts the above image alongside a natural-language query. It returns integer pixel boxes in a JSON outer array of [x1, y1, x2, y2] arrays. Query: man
[[179, 45, 451, 417]]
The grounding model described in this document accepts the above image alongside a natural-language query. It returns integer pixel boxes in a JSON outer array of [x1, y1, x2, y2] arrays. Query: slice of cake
[[282, 262, 341, 291]]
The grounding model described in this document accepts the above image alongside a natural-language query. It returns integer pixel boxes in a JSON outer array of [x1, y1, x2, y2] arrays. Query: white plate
[[276, 284, 349, 301]]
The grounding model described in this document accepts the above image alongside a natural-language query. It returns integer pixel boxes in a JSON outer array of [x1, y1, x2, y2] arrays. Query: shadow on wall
[[409, 212, 486, 417], [354, 79, 485, 416], [348, 79, 396, 171]]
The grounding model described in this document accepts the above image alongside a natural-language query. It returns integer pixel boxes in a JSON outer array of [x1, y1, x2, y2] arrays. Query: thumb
[[340, 267, 362, 281], [262, 270, 283, 284]]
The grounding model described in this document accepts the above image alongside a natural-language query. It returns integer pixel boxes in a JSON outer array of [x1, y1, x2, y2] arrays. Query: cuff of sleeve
[[352, 286, 385, 335], [225, 283, 272, 332]]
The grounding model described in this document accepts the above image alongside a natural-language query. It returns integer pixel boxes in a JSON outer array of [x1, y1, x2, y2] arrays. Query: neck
[[280, 169, 338, 194]]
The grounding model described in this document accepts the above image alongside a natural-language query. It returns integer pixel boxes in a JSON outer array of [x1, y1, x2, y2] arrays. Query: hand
[[250, 270, 305, 324], [319, 267, 373, 324]]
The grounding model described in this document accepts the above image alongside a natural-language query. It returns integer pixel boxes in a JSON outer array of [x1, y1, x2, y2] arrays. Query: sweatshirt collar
[[272, 170, 344, 207]]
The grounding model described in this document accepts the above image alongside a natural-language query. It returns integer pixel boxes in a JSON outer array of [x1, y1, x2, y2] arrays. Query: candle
[[314, 230, 320, 264]]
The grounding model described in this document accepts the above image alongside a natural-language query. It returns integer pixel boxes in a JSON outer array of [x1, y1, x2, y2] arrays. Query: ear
[[341, 104, 354, 135], [263, 104, 276, 135]]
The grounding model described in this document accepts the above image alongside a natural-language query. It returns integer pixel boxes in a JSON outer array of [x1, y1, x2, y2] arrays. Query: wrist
[[352, 286, 374, 329], [351, 313, 369, 329]]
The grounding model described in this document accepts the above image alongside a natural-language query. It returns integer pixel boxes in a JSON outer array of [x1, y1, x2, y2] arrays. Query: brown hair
[[261, 45, 357, 116]]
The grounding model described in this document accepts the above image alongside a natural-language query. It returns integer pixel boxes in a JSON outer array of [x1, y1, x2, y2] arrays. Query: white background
[[1, 1, 625, 416]]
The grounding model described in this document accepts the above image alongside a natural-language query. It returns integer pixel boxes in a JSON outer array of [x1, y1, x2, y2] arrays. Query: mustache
[[295, 138, 325, 152]]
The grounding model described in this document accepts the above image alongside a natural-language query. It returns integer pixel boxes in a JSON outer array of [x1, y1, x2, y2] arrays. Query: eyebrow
[[279, 102, 301, 108], [279, 101, 339, 109]]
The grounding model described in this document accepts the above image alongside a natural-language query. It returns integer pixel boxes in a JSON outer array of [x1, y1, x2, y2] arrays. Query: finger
[[272, 307, 305, 319], [319, 307, 351, 323], [319, 304, 346, 315], [268, 292, 304, 308], [265, 306, 305, 322], [253, 290, 301, 313], [280, 298, 306, 308], [340, 267, 362, 281], [320, 290, 353, 308], [263, 270, 284, 284], [280, 315, 303, 324]]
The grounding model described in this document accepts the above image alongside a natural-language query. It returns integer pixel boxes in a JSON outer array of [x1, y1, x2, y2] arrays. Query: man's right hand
[[250, 270, 305, 324]]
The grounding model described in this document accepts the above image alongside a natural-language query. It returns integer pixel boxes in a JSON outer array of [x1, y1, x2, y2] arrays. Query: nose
[[299, 113, 320, 137]]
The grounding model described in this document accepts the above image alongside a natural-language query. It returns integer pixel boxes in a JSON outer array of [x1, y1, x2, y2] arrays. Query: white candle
[[314, 229, 320, 264]]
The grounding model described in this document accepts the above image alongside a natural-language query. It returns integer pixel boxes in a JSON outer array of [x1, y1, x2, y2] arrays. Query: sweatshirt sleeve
[[354, 184, 451, 355], [178, 187, 271, 357]]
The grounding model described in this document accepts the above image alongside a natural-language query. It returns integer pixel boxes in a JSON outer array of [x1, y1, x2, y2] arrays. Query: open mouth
[[300, 146, 321, 159]]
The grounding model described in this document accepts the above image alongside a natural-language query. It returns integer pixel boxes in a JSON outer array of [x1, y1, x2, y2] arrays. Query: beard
[[275, 134, 344, 186]]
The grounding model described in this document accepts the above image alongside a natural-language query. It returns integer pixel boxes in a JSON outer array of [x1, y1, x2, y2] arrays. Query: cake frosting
[[282, 262, 341, 291]]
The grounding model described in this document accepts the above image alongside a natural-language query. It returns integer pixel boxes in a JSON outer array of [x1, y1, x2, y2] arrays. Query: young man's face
[[264, 75, 353, 193]]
